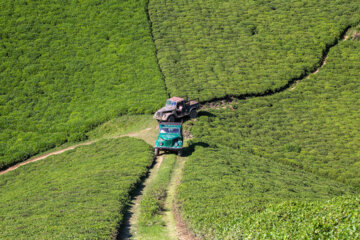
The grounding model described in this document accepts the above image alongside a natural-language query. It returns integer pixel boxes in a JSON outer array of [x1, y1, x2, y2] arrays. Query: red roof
[[168, 96, 184, 102]]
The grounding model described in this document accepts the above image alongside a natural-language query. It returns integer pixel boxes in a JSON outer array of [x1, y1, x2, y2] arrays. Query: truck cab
[[155, 122, 183, 156]]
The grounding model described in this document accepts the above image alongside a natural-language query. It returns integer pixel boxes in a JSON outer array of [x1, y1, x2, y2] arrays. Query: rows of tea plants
[[190, 39, 360, 187], [231, 195, 360, 239], [0, 0, 167, 169], [0, 137, 153, 239], [177, 39, 360, 238], [149, 0, 360, 100], [177, 147, 358, 239]]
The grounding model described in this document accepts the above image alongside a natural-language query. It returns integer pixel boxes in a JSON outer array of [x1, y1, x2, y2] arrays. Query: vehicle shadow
[[175, 110, 216, 124], [182, 142, 210, 157], [198, 111, 216, 118]]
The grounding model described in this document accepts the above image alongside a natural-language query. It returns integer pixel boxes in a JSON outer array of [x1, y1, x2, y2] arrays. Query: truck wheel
[[190, 109, 198, 119], [177, 150, 183, 156], [168, 115, 175, 122], [155, 148, 159, 156]]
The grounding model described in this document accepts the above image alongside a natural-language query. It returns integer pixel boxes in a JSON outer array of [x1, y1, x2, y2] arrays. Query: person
[[177, 104, 183, 115]]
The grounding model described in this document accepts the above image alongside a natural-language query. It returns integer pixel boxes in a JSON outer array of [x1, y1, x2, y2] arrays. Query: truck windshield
[[166, 100, 176, 107], [160, 127, 180, 134]]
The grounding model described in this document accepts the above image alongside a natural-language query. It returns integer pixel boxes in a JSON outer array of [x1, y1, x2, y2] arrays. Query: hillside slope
[[0, 0, 167, 169], [177, 37, 360, 238], [190, 39, 360, 187], [0, 137, 153, 239], [149, 0, 360, 100]]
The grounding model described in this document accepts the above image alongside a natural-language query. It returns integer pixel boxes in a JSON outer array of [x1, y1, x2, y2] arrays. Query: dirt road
[[0, 128, 153, 176]]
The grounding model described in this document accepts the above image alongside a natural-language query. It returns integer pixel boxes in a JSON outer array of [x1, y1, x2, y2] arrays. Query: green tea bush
[[232, 196, 360, 239], [0, 0, 167, 169], [177, 147, 358, 239], [177, 40, 360, 238], [190, 40, 360, 187], [149, 0, 360, 100], [0, 137, 153, 239]]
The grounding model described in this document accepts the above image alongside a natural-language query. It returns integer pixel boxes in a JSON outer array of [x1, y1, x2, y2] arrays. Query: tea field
[[149, 0, 360, 100], [177, 37, 360, 238], [0, 137, 153, 239], [190, 39, 360, 187], [0, 0, 167, 169], [1, 0, 360, 239], [178, 148, 359, 239]]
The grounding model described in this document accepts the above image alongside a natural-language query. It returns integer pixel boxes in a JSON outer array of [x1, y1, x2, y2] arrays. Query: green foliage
[[233, 196, 360, 239], [149, 0, 360, 100], [0, 0, 167, 169], [177, 147, 358, 239], [177, 40, 360, 238], [86, 114, 156, 140], [191, 40, 360, 187], [0, 137, 153, 239]]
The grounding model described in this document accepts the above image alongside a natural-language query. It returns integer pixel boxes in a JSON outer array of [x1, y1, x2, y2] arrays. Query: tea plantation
[[177, 38, 360, 238], [0, 0, 167, 169], [178, 148, 359, 239], [2, 0, 360, 239], [0, 137, 153, 239], [190, 39, 360, 187], [149, 0, 360, 100]]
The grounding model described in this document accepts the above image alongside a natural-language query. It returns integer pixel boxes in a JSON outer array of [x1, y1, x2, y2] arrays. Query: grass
[[0, 0, 167, 170], [149, 0, 360, 100], [176, 38, 360, 238], [134, 155, 177, 240], [0, 137, 154, 239]]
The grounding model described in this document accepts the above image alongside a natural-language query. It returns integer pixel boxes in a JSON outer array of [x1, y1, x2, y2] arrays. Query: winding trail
[[119, 155, 165, 240], [165, 156, 198, 240], [0, 128, 153, 176]]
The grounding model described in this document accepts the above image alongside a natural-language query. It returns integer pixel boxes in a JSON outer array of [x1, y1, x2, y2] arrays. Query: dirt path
[[0, 122, 195, 239], [0, 128, 154, 176], [119, 155, 164, 240], [119, 154, 196, 240], [165, 156, 198, 240], [289, 28, 353, 91], [0, 141, 96, 176]]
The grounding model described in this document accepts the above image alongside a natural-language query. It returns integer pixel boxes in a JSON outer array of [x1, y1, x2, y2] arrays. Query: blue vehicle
[[155, 122, 183, 156]]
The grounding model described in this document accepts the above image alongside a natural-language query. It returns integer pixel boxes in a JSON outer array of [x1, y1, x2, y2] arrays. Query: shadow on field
[[182, 142, 210, 157], [198, 111, 216, 118], [174, 110, 216, 124]]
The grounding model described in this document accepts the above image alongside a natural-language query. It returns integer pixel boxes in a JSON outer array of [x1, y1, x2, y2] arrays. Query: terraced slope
[[0, 0, 167, 169], [0, 137, 153, 239], [149, 0, 360, 100], [177, 38, 360, 238]]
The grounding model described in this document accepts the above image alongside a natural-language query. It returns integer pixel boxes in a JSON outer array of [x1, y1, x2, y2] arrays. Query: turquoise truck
[[155, 122, 183, 156]]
